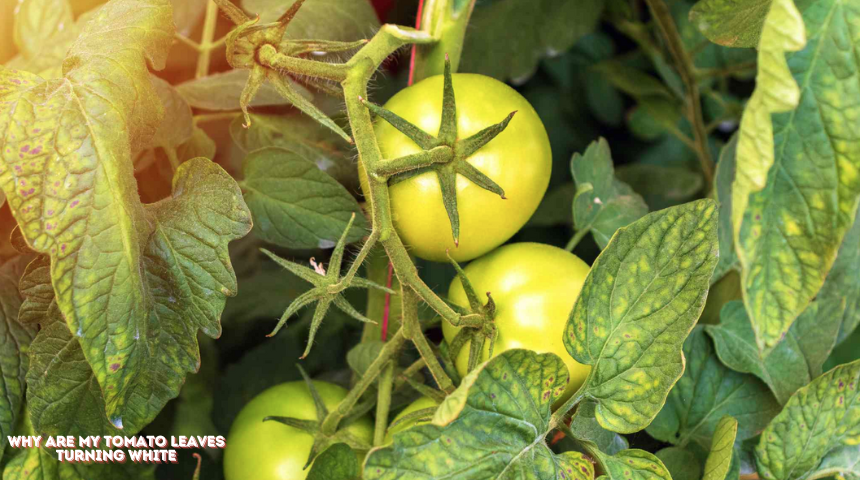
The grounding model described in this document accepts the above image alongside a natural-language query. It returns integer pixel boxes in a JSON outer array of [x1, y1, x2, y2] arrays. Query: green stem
[[402, 287, 455, 394], [373, 361, 395, 446], [643, 0, 714, 185], [196, 0, 219, 79], [411, 0, 477, 81], [372, 146, 453, 179], [549, 386, 587, 429], [258, 45, 351, 82], [565, 228, 590, 252]]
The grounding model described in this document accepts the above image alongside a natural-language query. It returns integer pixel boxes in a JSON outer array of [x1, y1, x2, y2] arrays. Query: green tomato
[[362, 73, 552, 262], [384, 396, 440, 444], [442, 243, 592, 404], [224, 380, 373, 480]]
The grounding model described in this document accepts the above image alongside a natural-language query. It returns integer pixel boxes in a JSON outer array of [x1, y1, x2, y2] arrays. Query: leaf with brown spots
[[364, 349, 594, 480]]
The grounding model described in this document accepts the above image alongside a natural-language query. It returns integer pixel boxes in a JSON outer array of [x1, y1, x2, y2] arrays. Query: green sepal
[[456, 111, 517, 159], [437, 56, 458, 144]]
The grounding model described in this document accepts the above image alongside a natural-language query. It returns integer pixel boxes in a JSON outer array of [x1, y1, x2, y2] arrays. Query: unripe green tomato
[[224, 380, 373, 480], [442, 243, 592, 405], [360, 73, 552, 262], [383, 396, 440, 444]]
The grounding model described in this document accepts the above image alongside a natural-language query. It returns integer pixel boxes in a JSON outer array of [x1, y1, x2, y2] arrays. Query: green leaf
[[528, 183, 576, 227], [571, 138, 649, 250], [17, 255, 52, 325], [707, 299, 846, 404], [307, 443, 359, 480], [134, 76, 194, 168], [646, 328, 780, 448], [564, 199, 719, 433], [364, 349, 595, 480], [176, 69, 303, 111], [590, 61, 674, 100], [655, 447, 703, 480], [594, 449, 672, 480], [12, 0, 73, 60], [3, 445, 155, 480], [732, 0, 860, 352], [460, 0, 604, 82], [570, 401, 629, 456], [755, 360, 860, 480], [230, 113, 357, 188], [241, 147, 367, 249], [615, 164, 704, 212], [703, 416, 738, 480], [713, 135, 739, 283], [347, 340, 383, 378], [245, 0, 380, 44], [689, 0, 770, 48], [0, 257, 36, 460], [807, 445, 860, 480], [820, 207, 860, 344]]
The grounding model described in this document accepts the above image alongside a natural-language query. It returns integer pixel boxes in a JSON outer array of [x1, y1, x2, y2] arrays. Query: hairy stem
[[643, 0, 713, 185], [402, 287, 456, 394], [196, 0, 219, 79], [373, 361, 395, 446]]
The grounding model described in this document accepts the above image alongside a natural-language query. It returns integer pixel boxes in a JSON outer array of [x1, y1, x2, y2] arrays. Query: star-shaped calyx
[[264, 365, 372, 468], [444, 251, 497, 373], [361, 56, 517, 246], [213, 0, 363, 138], [262, 214, 393, 358]]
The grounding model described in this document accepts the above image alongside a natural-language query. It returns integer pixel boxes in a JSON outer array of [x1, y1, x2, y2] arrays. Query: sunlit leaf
[[756, 360, 860, 480], [595, 449, 672, 480], [647, 328, 780, 448], [564, 199, 719, 433], [364, 349, 594, 480], [690, 0, 770, 48], [703, 416, 738, 480], [13, 0, 74, 60], [307, 443, 359, 480], [176, 69, 305, 111]]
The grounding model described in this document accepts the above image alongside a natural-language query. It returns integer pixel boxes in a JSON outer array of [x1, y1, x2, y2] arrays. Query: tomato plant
[[1, 0, 859, 480]]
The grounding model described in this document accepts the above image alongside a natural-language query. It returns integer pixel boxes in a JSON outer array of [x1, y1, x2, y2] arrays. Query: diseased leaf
[[245, 0, 380, 45], [241, 147, 366, 249], [0, 0, 253, 428], [176, 69, 305, 111], [703, 417, 738, 480], [460, 0, 604, 82], [595, 449, 672, 480], [230, 113, 357, 188], [808, 444, 860, 480], [571, 138, 649, 250], [655, 447, 702, 480], [17, 255, 51, 325], [733, 0, 860, 351], [13, 0, 74, 60], [570, 401, 629, 456], [564, 199, 719, 433], [0, 256, 36, 461], [756, 360, 860, 480], [5, 6, 94, 79], [4, 445, 154, 480], [307, 443, 359, 480], [689, 0, 770, 48], [707, 299, 846, 404], [647, 328, 780, 448], [364, 349, 594, 480]]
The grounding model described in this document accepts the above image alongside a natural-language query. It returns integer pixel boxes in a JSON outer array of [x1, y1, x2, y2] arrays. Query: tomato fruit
[[363, 73, 552, 262], [224, 380, 373, 480], [441, 243, 592, 403], [384, 396, 440, 444]]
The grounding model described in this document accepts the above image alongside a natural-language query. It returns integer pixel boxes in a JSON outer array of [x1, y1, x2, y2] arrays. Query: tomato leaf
[[807, 445, 860, 480], [707, 299, 846, 404], [570, 400, 629, 456], [755, 360, 860, 480], [12, 0, 74, 60], [703, 416, 738, 480], [564, 199, 719, 433], [571, 138, 649, 250], [460, 0, 604, 82], [734, 0, 860, 352], [307, 443, 359, 480], [615, 164, 704, 212], [647, 327, 780, 448], [689, 0, 770, 48], [820, 208, 860, 344], [230, 113, 357, 188], [595, 449, 672, 480], [364, 349, 594, 480], [244, 0, 380, 45], [241, 147, 366, 249], [0, 256, 36, 461], [3, 444, 154, 480], [655, 447, 702, 480], [712, 136, 739, 283], [175, 69, 304, 111]]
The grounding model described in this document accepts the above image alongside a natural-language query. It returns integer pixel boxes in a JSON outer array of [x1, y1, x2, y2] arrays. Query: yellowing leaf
[[12, 0, 74, 60], [0, 0, 252, 429], [703, 416, 738, 480]]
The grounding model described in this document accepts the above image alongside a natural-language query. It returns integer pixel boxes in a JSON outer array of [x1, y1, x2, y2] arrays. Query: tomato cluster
[[227, 72, 591, 479]]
